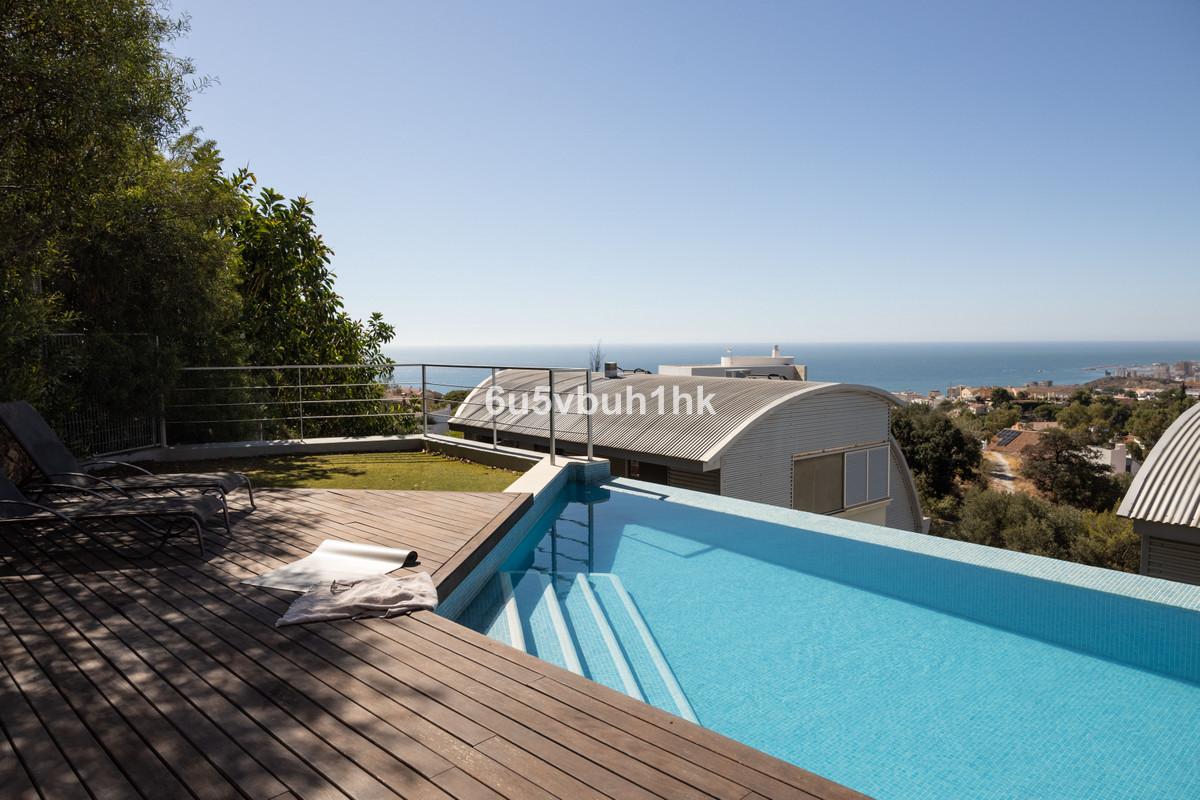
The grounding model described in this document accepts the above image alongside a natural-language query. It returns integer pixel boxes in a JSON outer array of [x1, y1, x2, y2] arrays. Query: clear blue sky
[[175, 1, 1199, 345]]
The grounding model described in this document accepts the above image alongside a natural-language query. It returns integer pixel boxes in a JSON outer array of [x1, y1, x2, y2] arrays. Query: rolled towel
[[277, 572, 437, 627]]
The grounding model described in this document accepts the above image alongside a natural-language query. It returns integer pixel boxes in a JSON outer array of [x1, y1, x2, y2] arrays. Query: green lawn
[[154, 451, 521, 492]]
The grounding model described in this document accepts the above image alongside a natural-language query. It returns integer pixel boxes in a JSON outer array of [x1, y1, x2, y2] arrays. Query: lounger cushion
[[108, 472, 245, 493], [51, 494, 225, 521]]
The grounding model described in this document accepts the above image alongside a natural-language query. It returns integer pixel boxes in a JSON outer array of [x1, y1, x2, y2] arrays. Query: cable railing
[[165, 362, 596, 465]]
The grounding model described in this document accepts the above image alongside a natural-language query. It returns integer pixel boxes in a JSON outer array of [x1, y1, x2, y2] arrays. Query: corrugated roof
[[449, 369, 896, 466], [1118, 402, 1200, 527]]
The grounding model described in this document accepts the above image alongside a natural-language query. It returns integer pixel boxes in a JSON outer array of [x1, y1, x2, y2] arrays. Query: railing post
[[297, 366, 305, 440], [421, 364, 428, 436], [158, 392, 168, 448], [548, 368, 556, 466], [585, 368, 593, 462], [490, 367, 498, 450]]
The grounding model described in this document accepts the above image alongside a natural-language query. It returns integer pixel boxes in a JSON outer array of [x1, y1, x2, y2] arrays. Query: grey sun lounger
[[0, 401, 254, 516], [0, 476, 227, 555]]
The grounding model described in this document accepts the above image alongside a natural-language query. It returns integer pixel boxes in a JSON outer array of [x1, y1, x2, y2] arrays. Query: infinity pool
[[454, 478, 1200, 799]]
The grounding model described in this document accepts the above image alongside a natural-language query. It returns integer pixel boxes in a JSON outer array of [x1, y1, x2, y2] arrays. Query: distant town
[[893, 358, 1200, 408]]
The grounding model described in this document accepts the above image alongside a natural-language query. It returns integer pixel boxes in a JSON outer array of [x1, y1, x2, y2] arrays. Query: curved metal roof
[[1118, 402, 1200, 528], [449, 369, 899, 466]]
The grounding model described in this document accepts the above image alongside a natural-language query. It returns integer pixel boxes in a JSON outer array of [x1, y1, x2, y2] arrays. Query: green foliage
[[443, 390, 470, 411], [1054, 390, 1131, 445], [0, 1, 401, 447], [1, 0, 196, 403], [941, 488, 1141, 573], [956, 489, 1082, 561], [1070, 511, 1140, 572], [51, 138, 245, 417], [1019, 429, 1122, 511], [1127, 387, 1195, 454], [1031, 403, 1058, 421], [890, 404, 981, 507], [980, 405, 1021, 437], [990, 387, 1015, 406], [227, 173, 394, 368]]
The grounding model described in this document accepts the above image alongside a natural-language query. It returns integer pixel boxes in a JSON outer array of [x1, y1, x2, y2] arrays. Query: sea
[[383, 342, 1200, 395]]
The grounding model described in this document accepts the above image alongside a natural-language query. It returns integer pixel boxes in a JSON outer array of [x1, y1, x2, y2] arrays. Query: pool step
[[586, 574, 698, 723], [559, 573, 644, 701], [503, 571, 582, 674], [499, 571, 697, 723]]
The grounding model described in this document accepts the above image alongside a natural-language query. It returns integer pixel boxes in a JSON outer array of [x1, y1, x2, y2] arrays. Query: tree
[[1128, 387, 1195, 456], [1019, 429, 1121, 511], [1071, 511, 1139, 573], [890, 404, 981, 503], [48, 137, 244, 418], [956, 489, 1083, 561], [1056, 392, 1130, 445], [991, 387, 1015, 406], [588, 341, 605, 372], [1, 0, 196, 402], [981, 405, 1020, 436], [215, 173, 400, 438], [1031, 403, 1058, 421]]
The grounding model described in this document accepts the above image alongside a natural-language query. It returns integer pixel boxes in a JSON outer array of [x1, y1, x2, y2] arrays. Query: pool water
[[455, 479, 1200, 799]]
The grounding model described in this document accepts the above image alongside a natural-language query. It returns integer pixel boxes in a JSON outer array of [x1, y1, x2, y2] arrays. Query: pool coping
[[605, 477, 1200, 613]]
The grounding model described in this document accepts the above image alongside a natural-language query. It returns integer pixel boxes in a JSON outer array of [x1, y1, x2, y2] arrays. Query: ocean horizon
[[384, 341, 1200, 395]]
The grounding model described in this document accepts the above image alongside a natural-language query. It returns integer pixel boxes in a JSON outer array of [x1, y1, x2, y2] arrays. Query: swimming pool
[[453, 478, 1200, 799]]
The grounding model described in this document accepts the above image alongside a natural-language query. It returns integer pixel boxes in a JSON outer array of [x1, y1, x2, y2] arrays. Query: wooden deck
[[0, 488, 864, 800]]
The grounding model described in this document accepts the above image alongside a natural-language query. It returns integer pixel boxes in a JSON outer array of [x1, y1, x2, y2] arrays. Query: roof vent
[[604, 362, 620, 379]]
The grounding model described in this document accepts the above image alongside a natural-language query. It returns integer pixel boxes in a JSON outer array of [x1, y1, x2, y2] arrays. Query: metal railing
[[165, 362, 595, 465]]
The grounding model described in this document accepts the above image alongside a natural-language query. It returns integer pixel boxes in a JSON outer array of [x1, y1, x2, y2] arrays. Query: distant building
[[658, 345, 807, 381], [1021, 384, 1081, 402], [988, 428, 1042, 455], [451, 370, 924, 531], [893, 390, 935, 405], [1118, 402, 1200, 585], [1086, 442, 1141, 475]]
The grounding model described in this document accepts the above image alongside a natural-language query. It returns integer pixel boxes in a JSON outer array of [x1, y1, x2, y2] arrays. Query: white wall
[[719, 390, 885, 501], [718, 389, 921, 532]]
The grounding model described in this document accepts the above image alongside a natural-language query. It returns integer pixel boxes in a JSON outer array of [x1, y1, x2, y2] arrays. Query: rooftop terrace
[[0, 486, 862, 800]]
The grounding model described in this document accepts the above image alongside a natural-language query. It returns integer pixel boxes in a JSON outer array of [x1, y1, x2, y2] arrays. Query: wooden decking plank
[[151, 554, 498, 747], [411, 612, 844, 800], [0, 487, 862, 800], [412, 609, 844, 796], [0, 718, 39, 800], [431, 493, 532, 597], [91, 560, 458, 783], [3, 561, 287, 800], [47, 553, 442, 799], [206, 496, 822, 800], [0, 613, 138, 799], [7, 538, 351, 800], [367, 616, 730, 800], [473, 736, 607, 800], [429, 767, 506, 800], [1, 577, 237, 798], [143, 556, 570, 800], [0, 636, 90, 800], [331, 619, 682, 800]]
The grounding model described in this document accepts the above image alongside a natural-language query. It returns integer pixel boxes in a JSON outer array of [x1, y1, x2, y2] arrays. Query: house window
[[793, 446, 889, 514]]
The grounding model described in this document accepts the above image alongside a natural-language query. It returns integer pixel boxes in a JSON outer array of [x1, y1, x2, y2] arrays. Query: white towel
[[276, 573, 438, 627], [243, 539, 419, 592]]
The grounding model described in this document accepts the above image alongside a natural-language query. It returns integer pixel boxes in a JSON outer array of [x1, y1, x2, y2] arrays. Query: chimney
[[603, 362, 620, 379], [771, 344, 780, 358]]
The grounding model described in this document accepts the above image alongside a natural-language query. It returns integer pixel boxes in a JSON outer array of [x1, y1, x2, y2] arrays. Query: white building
[[658, 345, 807, 381], [1118, 402, 1200, 584], [450, 369, 924, 532]]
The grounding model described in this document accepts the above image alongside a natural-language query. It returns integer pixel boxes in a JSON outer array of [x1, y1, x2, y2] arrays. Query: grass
[[154, 451, 521, 492]]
